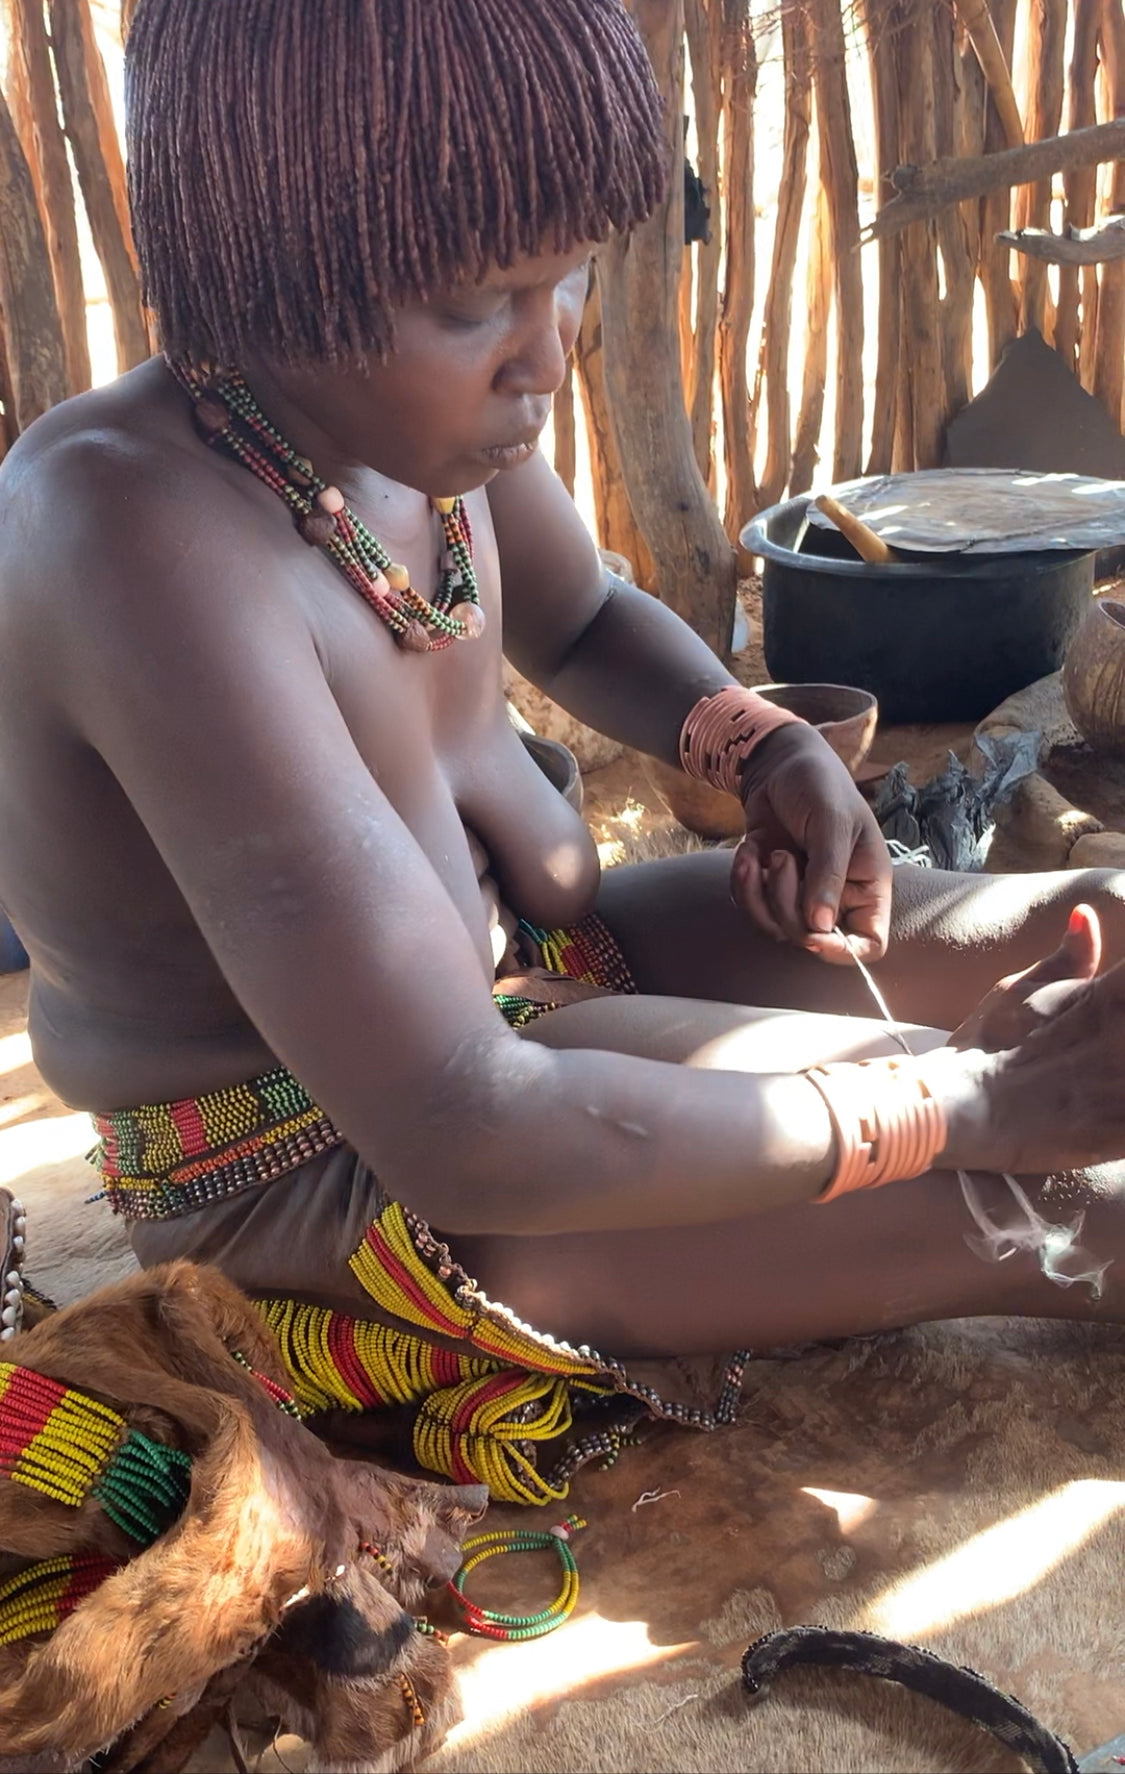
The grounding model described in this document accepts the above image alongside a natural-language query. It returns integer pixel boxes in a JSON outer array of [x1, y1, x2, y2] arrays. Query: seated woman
[[0, 0, 1124, 1507]]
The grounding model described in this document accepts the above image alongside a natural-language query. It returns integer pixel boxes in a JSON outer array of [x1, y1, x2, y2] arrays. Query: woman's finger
[[731, 840, 787, 942], [764, 849, 808, 946]]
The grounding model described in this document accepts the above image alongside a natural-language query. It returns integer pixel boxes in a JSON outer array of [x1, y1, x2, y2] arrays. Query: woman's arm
[[22, 433, 840, 1236], [492, 450, 892, 963]]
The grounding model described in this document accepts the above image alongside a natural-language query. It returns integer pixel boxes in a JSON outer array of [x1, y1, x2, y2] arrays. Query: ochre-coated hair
[[125, 0, 667, 367]]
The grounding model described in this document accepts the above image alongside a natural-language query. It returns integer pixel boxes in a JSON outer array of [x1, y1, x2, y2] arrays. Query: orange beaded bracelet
[[679, 686, 806, 798], [804, 1056, 948, 1203]]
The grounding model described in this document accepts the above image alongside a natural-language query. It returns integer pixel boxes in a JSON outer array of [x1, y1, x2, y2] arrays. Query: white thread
[[837, 928, 1109, 1298], [631, 1487, 681, 1512]]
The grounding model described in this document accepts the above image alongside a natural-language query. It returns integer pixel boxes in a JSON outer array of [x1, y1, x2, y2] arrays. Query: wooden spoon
[[814, 493, 896, 565]]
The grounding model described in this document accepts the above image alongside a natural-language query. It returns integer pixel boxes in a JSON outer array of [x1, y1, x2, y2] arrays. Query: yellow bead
[[385, 563, 411, 593], [433, 497, 456, 515]]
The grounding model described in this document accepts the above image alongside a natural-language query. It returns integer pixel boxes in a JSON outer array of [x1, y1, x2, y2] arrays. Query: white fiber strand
[[837, 929, 1108, 1297]]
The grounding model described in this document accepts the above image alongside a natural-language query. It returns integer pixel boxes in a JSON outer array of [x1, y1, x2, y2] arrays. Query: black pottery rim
[[742, 496, 1094, 582]]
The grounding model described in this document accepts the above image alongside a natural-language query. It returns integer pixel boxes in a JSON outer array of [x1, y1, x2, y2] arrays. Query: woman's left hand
[[730, 724, 892, 964]]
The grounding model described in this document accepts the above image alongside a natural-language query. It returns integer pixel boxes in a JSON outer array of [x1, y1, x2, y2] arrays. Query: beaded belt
[[90, 1066, 344, 1221], [90, 915, 635, 1223]]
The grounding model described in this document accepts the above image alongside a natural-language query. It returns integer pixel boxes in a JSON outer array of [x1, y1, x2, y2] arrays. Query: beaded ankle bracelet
[[169, 361, 484, 654], [448, 1515, 587, 1641]]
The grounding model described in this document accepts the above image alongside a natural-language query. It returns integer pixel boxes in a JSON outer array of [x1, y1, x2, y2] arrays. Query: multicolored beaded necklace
[[168, 361, 484, 654]]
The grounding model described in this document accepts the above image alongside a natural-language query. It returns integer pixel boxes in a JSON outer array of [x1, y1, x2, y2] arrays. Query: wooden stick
[[1055, 0, 1101, 375], [573, 280, 653, 586], [809, 0, 864, 484], [603, 0, 736, 653], [897, 1, 944, 468], [1094, 0, 1125, 428], [863, 116, 1125, 240], [1015, 0, 1067, 337], [858, 0, 903, 476], [553, 357, 577, 498], [977, 0, 1020, 370], [790, 182, 831, 495], [814, 494, 896, 563], [954, 0, 1024, 146], [4, 0, 91, 394], [934, 0, 976, 430], [47, 0, 149, 372], [717, 0, 758, 541], [0, 82, 68, 430], [684, 0, 721, 488], [997, 218, 1125, 262], [0, 319, 18, 459], [759, 0, 812, 506]]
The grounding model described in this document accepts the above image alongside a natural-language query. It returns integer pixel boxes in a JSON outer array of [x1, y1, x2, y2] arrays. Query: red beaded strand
[[169, 361, 484, 654]]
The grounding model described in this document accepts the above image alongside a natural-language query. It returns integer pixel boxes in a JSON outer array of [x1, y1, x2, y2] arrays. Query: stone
[[946, 327, 1125, 478], [1067, 831, 1125, 870]]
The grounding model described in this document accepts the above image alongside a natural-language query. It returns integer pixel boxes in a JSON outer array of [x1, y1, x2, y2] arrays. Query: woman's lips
[[478, 439, 540, 469]]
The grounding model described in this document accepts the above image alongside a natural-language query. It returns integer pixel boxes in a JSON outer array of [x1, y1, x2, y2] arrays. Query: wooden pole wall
[[3, 0, 1125, 662], [0, 80, 68, 428], [4, 0, 90, 393]]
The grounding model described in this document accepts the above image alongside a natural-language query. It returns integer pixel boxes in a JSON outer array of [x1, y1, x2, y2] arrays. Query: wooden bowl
[[650, 682, 879, 841], [753, 682, 880, 777], [1063, 598, 1125, 757]]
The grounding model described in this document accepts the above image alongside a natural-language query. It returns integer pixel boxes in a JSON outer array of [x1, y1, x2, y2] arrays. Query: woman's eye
[[440, 296, 506, 330]]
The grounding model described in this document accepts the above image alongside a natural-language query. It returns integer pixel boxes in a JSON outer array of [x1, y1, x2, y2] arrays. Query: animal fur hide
[[0, 1258, 487, 1773]]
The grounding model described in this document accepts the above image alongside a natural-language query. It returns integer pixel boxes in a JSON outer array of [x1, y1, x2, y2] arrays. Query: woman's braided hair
[[125, 0, 667, 366]]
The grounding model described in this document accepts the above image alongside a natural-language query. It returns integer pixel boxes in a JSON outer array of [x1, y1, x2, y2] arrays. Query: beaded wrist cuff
[[804, 1056, 948, 1203], [679, 687, 806, 799]]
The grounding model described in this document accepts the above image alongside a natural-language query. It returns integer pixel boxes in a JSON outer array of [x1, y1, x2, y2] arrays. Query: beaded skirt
[[89, 915, 750, 1506]]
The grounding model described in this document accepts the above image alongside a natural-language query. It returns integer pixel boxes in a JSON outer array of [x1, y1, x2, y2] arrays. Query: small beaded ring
[[448, 1516, 586, 1641], [679, 687, 806, 798]]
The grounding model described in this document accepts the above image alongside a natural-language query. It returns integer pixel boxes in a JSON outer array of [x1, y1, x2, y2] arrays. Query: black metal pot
[[742, 496, 1096, 724]]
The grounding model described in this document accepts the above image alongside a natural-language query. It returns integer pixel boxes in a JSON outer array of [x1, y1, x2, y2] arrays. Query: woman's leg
[[596, 852, 1125, 1031], [450, 991, 1125, 1357]]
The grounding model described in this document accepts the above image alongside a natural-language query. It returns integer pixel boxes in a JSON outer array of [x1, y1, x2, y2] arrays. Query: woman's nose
[[496, 294, 575, 399]]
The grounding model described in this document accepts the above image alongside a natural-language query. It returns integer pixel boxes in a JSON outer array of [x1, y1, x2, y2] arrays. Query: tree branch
[[997, 217, 1125, 263], [863, 116, 1125, 241]]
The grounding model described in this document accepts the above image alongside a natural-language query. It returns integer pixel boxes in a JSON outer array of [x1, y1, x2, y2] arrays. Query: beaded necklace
[[168, 361, 484, 654]]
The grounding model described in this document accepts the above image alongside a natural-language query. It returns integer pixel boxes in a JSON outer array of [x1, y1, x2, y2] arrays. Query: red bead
[[400, 621, 432, 653], [299, 510, 338, 547], [451, 601, 486, 640]]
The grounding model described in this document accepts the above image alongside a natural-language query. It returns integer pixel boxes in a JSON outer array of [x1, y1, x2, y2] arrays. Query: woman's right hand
[[938, 906, 1125, 1177]]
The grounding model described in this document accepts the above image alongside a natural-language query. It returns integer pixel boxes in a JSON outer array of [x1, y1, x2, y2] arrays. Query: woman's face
[[267, 243, 593, 497]]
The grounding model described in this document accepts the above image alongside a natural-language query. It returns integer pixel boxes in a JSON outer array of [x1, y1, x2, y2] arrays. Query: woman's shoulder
[[0, 362, 281, 640]]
